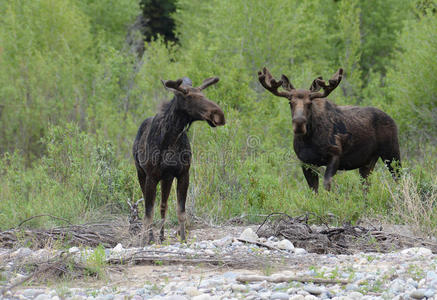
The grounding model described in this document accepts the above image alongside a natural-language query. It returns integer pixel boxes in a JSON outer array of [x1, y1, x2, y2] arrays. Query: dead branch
[[16, 214, 72, 228]]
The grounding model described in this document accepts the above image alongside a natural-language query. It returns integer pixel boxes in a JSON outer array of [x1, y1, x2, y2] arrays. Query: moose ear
[[281, 74, 295, 91], [199, 77, 219, 90], [161, 79, 187, 94], [310, 76, 323, 92]]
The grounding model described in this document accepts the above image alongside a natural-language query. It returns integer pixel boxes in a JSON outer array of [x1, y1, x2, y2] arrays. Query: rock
[[239, 228, 258, 243], [400, 247, 432, 256], [410, 289, 426, 299], [270, 292, 289, 300], [345, 283, 359, 291], [223, 272, 238, 282], [304, 296, 318, 300], [185, 287, 201, 297], [164, 296, 188, 300], [424, 289, 435, 298], [204, 249, 215, 256], [304, 285, 323, 295], [294, 248, 307, 255], [22, 289, 45, 298], [69, 246, 80, 254], [348, 292, 364, 299], [231, 284, 248, 292], [12, 247, 32, 258], [427, 271, 437, 281], [277, 239, 294, 251], [192, 295, 211, 300], [112, 243, 124, 252], [213, 235, 233, 247], [34, 294, 51, 300], [290, 296, 305, 300]]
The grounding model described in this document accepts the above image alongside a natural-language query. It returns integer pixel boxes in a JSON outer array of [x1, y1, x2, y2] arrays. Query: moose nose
[[293, 116, 306, 126], [212, 110, 226, 126]]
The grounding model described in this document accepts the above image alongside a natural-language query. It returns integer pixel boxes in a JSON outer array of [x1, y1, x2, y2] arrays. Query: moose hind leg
[[159, 177, 174, 242], [142, 177, 158, 245], [176, 171, 189, 242], [359, 156, 378, 192], [302, 165, 319, 193]]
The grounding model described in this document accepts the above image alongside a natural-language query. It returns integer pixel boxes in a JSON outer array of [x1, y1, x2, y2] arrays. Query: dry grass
[[387, 174, 437, 238]]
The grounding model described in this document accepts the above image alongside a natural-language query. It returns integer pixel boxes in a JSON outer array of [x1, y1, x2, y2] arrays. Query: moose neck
[[159, 94, 192, 148]]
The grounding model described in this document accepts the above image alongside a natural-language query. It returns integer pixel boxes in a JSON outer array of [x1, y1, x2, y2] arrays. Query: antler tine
[[127, 198, 133, 209], [162, 78, 188, 94], [310, 68, 343, 99], [135, 198, 144, 206], [258, 67, 290, 98]]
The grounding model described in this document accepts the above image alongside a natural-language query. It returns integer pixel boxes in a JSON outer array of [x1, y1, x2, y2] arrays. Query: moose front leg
[[176, 171, 189, 242], [159, 177, 174, 242], [324, 156, 340, 191], [142, 177, 157, 245], [302, 165, 319, 193]]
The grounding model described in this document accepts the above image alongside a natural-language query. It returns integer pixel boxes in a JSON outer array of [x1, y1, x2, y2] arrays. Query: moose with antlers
[[258, 67, 401, 192], [133, 76, 225, 244]]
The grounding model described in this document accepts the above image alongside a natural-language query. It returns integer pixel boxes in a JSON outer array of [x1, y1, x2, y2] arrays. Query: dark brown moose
[[133, 76, 225, 244], [258, 67, 401, 192]]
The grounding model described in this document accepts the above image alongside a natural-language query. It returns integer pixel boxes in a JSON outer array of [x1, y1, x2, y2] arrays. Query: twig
[[236, 274, 351, 285], [16, 214, 72, 228], [237, 238, 283, 252]]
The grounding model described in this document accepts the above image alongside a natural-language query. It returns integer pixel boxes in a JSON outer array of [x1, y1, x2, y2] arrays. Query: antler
[[310, 68, 343, 99], [199, 77, 219, 90], [258, 67, 291, 98], [135, 198, 144, 206], [161, 78, 188, 94]]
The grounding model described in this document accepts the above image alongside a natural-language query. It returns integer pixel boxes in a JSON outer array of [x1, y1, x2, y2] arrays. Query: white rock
[[204, 249, 215, 256], [239, 228, 258, 243], [294, 248, 307, 255], [290, 295, 305, 300], [213, 235, 233, 247], [112, 243, 124, 252], [277, 239, 295, 251], [69, 246, 80, 254], [185, 287, 201, 297], [400, 247, 432, 256], [192, 295, 211, 300], [304, 295, 318, 300], [231, 284, 249, 292]]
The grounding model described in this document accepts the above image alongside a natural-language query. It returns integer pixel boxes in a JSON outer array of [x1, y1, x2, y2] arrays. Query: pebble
[[276, 239, 295, 251], [2, 231, 437, 300], [239, 228, 258, 243], [270, 292, 289, 299]]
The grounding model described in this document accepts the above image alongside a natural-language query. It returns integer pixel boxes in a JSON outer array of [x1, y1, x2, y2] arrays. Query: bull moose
[[133, 76, 225, 244], [258, 67, 401, 192]]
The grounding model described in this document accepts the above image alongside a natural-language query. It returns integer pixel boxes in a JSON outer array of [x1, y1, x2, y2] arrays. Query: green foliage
[[0, 0, 435, 232]]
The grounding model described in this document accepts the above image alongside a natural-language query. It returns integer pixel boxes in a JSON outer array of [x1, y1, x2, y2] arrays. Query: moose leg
[[302, 165, 319, 193], [359, 157, 378, 192], [159, 177, 174, 242], [324, 156, 340, 191], [176, 171, 189, 242], [142, 177, 157, 245]]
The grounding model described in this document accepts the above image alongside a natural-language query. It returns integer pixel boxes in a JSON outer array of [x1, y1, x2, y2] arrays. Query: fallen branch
[[16, 214, 72, 228], [237, 238, 284, 252], [237, 274, 350, 285]]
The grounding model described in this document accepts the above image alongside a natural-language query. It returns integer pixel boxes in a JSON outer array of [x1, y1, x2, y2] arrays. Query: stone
[[231, 284, 248, 292], [204, 249, 215, 256], [277, 239, 294, 251], [348, 292, 364, 299], [192, 295, 211, 300], [213, 235, 233, 247], [410, 289, 426, 299], [22, 289, 45, 298], [400, 247, 432, 256], [424, 289, 435, 298], [112, 243, 124, 252], [34, 294, 51, 300], [69, 246, 80, 254], [427, 271, 437, 281], [304, 285, 323, 295], [239, 228, 258, 243], [345, 284, 359, 291], [164, 296, 188, 300], [12, 247, 32, 258], [294, 248, 307, 255], [304, 296, 318, 300], [185, 287, 201, 297], [290, 296, 305, 300], [270, 292, 289, 300]]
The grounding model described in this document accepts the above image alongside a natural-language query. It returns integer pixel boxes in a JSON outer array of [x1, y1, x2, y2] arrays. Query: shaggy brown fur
[[133, 77, 225, 244], [258, 67, 401, 192]]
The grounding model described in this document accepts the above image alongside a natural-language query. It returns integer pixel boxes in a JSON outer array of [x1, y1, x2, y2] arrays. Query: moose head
[[258, 68, 343, 135], [161, 77, 226, 127]]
